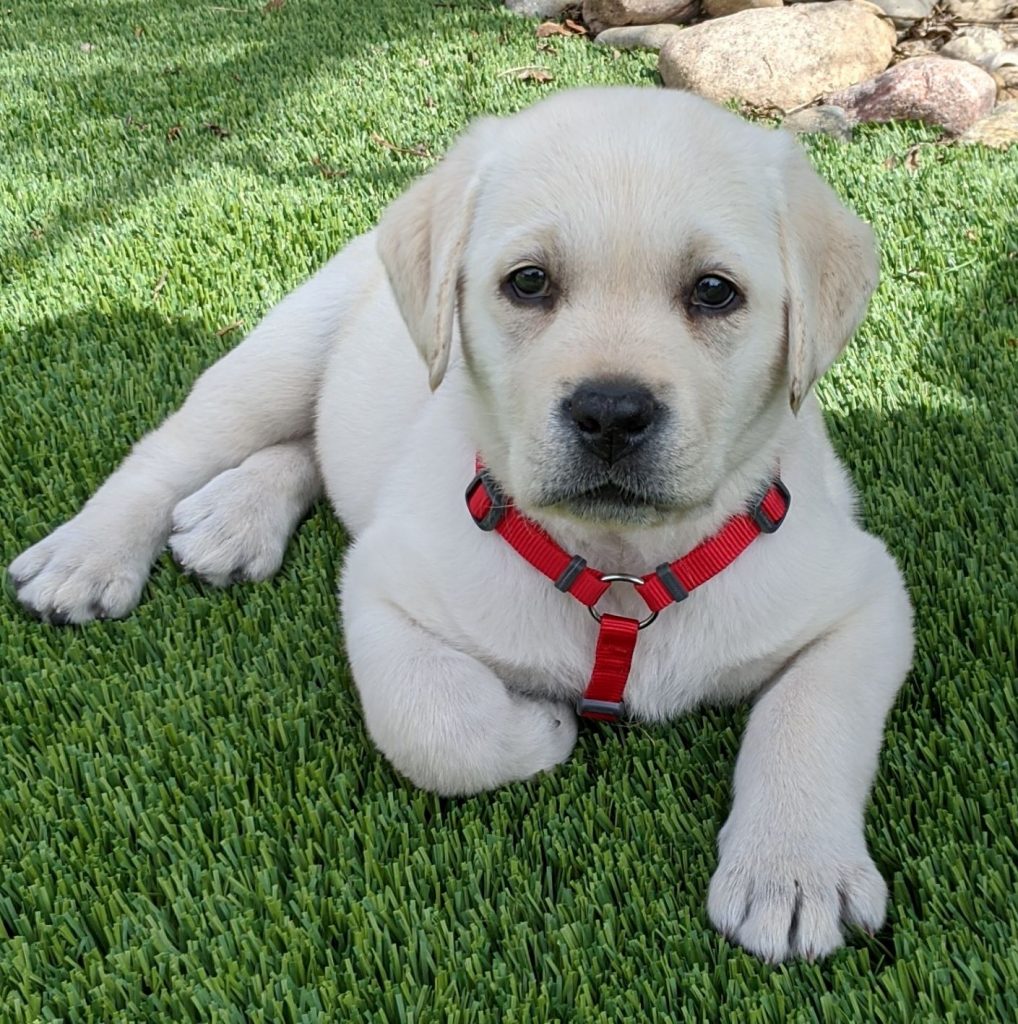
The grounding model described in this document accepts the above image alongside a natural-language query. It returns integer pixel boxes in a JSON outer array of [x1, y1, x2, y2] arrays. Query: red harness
[[466, 464, 790, 722]]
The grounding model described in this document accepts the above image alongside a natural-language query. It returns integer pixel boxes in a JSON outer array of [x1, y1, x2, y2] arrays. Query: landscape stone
[[703, 0, 782, 18], [782, 104, 855, 141], [828, 56, 997, 135], [958, 100, 1018, 148], [583, 0, 697, 34], [504, 0, 575, 16], [939, 28, 1006, 66], [868, 0, 934, 26], [943, 0, 1016, 18], [593, 23, 684, 48], [658, 2, 896, 111]]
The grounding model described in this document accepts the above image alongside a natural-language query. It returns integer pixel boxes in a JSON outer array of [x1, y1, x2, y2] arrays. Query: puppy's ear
[[376, 119, 495, 390], [778, 138, 879, 413]]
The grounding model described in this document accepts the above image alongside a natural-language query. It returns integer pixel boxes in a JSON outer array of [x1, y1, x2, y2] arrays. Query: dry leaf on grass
[[370, 132, 433, 159], [536, 19, 586, 38], [166, 124, 182, 142], [500, 66, 555, 83], [884, 144, 926, 171], [310, 156, 347, 179], [216, 320, 244, 337]]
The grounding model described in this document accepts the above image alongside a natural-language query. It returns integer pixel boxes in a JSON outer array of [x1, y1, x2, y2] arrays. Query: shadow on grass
[[3, 0, 510, 285]]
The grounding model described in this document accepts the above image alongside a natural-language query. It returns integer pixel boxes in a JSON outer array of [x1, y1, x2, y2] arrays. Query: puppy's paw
[[512, 697, 579, 778], [707, 822, 886, 963], [381, 695, 579, 797], [8, 519, 152, 624], [169, 467, 292, 587]]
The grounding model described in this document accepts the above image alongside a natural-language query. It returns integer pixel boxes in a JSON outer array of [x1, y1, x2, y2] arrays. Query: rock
[[896, 38, 939, 61], [828, 56, 998, 135], [782, 104, 855, 141], [985, 50, 1018, 73], [583, 0, 697, 34], [943, 0, 1015, 18], [868, 0, 934, 26], [958, 100, 1018, 148], [703, 0, 782, 18], [991, 61, 1018, 103], [504, 0, 574, 15], [658, 3, 895, 112], [593, 23, 684, 48], [939, 28, 1006, 66]]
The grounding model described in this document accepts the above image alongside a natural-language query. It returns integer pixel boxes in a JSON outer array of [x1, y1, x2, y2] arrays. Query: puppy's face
[[379, 88, 878, 527], [458, 116, 788, 525]]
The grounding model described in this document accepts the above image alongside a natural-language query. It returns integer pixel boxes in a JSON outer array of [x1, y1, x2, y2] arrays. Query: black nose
[[564, 381, 659, 464]]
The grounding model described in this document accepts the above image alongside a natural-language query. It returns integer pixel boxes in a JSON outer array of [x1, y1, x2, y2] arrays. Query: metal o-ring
[[588, 573, 659, 629]]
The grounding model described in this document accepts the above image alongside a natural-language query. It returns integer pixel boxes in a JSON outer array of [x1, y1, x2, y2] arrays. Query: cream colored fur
[[8, 87, 913, 963]]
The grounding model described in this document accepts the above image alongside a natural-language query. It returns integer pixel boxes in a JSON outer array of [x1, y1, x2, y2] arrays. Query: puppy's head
[[377, 87, 878, 527]]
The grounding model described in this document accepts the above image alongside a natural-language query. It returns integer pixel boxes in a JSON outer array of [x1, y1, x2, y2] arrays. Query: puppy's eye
[[691, 275, 738, 311], [508, 266, 550, 301]]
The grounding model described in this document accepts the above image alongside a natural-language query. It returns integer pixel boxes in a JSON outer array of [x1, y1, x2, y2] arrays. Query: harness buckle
[[588, 574, 658, 630], [748, 479, 791, 534], [465, 469, 508, 532]]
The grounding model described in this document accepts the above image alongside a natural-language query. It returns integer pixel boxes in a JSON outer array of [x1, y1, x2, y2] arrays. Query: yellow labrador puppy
[[9, 87, 913, 963]]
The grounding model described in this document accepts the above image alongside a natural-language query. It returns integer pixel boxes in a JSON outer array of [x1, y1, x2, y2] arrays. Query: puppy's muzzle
[[562, 380, 661, 466]]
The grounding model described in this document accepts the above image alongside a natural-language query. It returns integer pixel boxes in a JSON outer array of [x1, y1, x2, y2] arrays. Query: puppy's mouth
[[538, 480, 670, 524]]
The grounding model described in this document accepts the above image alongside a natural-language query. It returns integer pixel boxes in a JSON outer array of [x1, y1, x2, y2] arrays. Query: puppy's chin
[[535, 483, 672, 528]]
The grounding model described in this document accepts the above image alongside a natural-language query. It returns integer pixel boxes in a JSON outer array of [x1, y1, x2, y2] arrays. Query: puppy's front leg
[[342, 591, 578, 796], [708, 558, 913, 962], [8, 240, 373, 624]]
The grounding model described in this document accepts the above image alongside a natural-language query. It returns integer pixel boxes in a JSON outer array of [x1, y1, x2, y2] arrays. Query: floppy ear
[[778, 139, 880, 413], [375, 120, 495, 390]]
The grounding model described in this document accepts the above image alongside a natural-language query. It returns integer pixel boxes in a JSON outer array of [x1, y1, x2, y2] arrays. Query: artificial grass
[[1, 0, 1016, 1019]]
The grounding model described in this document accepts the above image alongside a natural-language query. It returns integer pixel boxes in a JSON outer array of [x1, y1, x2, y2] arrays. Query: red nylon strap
[[577, 614, 640, 721], [466, 476, 611, 606], [638, 482, 790, 614]]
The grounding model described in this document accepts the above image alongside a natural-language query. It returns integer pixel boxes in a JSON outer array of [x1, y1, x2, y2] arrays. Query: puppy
[[8, 87, 914, 963]]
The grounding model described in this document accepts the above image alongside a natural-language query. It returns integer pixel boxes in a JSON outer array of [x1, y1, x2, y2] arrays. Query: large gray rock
[[828, 56, 998, 135], [504, 0, 574, 16], [593, 23, 684, 48], [943, 0, 1015, 18], [993, 60, 1018, 103], [703, 0, 782, 18], [940, 28, 1007, 67], [782, 104, 855, 141], [868, 0, 934, 25], [658, 2, 895, 111], [584, 0, 697, 33], [958, 100, 1018, 148]]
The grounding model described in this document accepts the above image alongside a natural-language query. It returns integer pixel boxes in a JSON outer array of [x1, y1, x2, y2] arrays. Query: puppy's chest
[[460, 579, 784, 719]]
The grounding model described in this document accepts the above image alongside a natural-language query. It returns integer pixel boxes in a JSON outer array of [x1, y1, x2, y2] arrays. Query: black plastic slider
[[748, 479, 791, 534], [654, 563, 688, 603], [576, 697, 627, 721], [465, 469, 509, 532], [555, 555, 587, 593]]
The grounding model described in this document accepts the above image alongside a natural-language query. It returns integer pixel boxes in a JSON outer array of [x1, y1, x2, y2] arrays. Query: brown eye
[[691, 275, 738, 311], [508, 266, 550, 300]]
